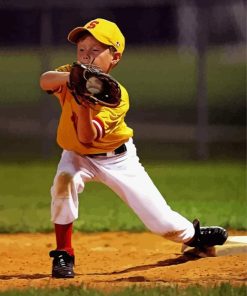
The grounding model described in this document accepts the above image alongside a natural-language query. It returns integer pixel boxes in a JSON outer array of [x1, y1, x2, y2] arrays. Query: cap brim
[[67, 27, 87, 44]]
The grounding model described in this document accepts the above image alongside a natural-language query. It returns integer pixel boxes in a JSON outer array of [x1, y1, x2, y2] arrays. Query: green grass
[[0, 283, 246, 296], [0, 159, 245, 233], [0, 46, 245, 109], [0, 49, 41, 103]]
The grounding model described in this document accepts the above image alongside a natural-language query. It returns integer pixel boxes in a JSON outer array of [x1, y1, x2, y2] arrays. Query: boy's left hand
[[68, 62, 121, 108]]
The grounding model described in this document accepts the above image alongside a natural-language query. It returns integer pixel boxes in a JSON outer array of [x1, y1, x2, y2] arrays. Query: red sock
[[55, 223, 74, 256]]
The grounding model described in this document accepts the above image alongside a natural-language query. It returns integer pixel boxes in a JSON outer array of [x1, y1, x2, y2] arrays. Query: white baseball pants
[[51, 138, 195, 243]]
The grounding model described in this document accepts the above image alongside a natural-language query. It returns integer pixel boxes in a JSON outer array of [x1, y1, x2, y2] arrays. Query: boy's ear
[[112, 52, 121, 65]]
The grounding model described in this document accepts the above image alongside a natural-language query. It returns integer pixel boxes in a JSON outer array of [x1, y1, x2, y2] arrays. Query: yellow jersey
[[52, 66, 133, 155]]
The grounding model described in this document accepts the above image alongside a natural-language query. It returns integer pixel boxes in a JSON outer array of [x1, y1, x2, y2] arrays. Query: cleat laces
[[58, 255, 66, 268]]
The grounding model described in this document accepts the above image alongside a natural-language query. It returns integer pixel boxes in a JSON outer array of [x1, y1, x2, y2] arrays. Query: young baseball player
[[40, 18, 228, 278]]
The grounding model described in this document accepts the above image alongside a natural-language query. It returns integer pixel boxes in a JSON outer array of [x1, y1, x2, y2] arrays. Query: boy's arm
[[77, 105, 97, 144], [40, 71, 70, 93], [40, 70, 97, 144]]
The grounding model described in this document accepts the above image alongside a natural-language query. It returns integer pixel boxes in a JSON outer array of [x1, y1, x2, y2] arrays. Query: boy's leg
[[54, 223, 74, 256], [90, 140, 195, 243], [50, 150, 95, 277], [51, 150, 95, 224], [90, 139, 227, 249]]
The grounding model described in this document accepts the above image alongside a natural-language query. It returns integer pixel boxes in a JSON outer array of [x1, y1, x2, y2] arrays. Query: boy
[[40, 18, 228, 278]]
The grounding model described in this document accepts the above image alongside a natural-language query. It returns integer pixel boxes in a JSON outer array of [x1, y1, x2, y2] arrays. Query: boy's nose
[[82, 55, 90, 61]]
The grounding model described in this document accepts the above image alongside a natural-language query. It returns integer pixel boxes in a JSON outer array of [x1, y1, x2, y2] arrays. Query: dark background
[[0, 2, 242, 46]]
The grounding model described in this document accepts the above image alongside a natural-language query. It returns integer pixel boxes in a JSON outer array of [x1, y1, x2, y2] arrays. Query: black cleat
[[187, 219, 228, 249], [49, 250, 75, 278]]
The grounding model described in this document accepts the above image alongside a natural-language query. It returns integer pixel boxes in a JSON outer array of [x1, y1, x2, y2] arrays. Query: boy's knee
[[53, 172, 73, 198]]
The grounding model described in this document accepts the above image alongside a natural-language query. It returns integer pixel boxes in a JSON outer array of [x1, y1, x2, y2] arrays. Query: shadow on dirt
[[0, 274, 49, 280], [86, 254, 199, 276]]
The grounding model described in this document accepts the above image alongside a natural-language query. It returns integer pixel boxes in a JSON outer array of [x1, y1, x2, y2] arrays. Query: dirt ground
[[0, 231, 247, 292]]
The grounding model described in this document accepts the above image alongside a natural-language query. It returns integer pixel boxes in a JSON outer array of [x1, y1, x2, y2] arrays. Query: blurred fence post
[[40, 6, 53, 158], [195, 3, 209, 160]]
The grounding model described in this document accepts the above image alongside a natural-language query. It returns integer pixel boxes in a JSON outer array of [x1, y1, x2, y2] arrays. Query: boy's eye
[[79, 48, 99, 52]]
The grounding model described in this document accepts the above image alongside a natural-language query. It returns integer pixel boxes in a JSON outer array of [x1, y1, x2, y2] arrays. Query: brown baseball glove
[[68, 62, 121, 107]]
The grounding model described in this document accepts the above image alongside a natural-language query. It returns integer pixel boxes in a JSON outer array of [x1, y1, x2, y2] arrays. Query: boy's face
[[77, 34, 121, 73]]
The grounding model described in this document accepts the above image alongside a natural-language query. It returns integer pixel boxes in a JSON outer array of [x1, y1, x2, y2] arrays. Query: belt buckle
[[106, 151, 115, 157]]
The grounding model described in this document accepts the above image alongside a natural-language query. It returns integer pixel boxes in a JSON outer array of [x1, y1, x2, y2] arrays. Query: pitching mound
[[0, 231, 246, 292]]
